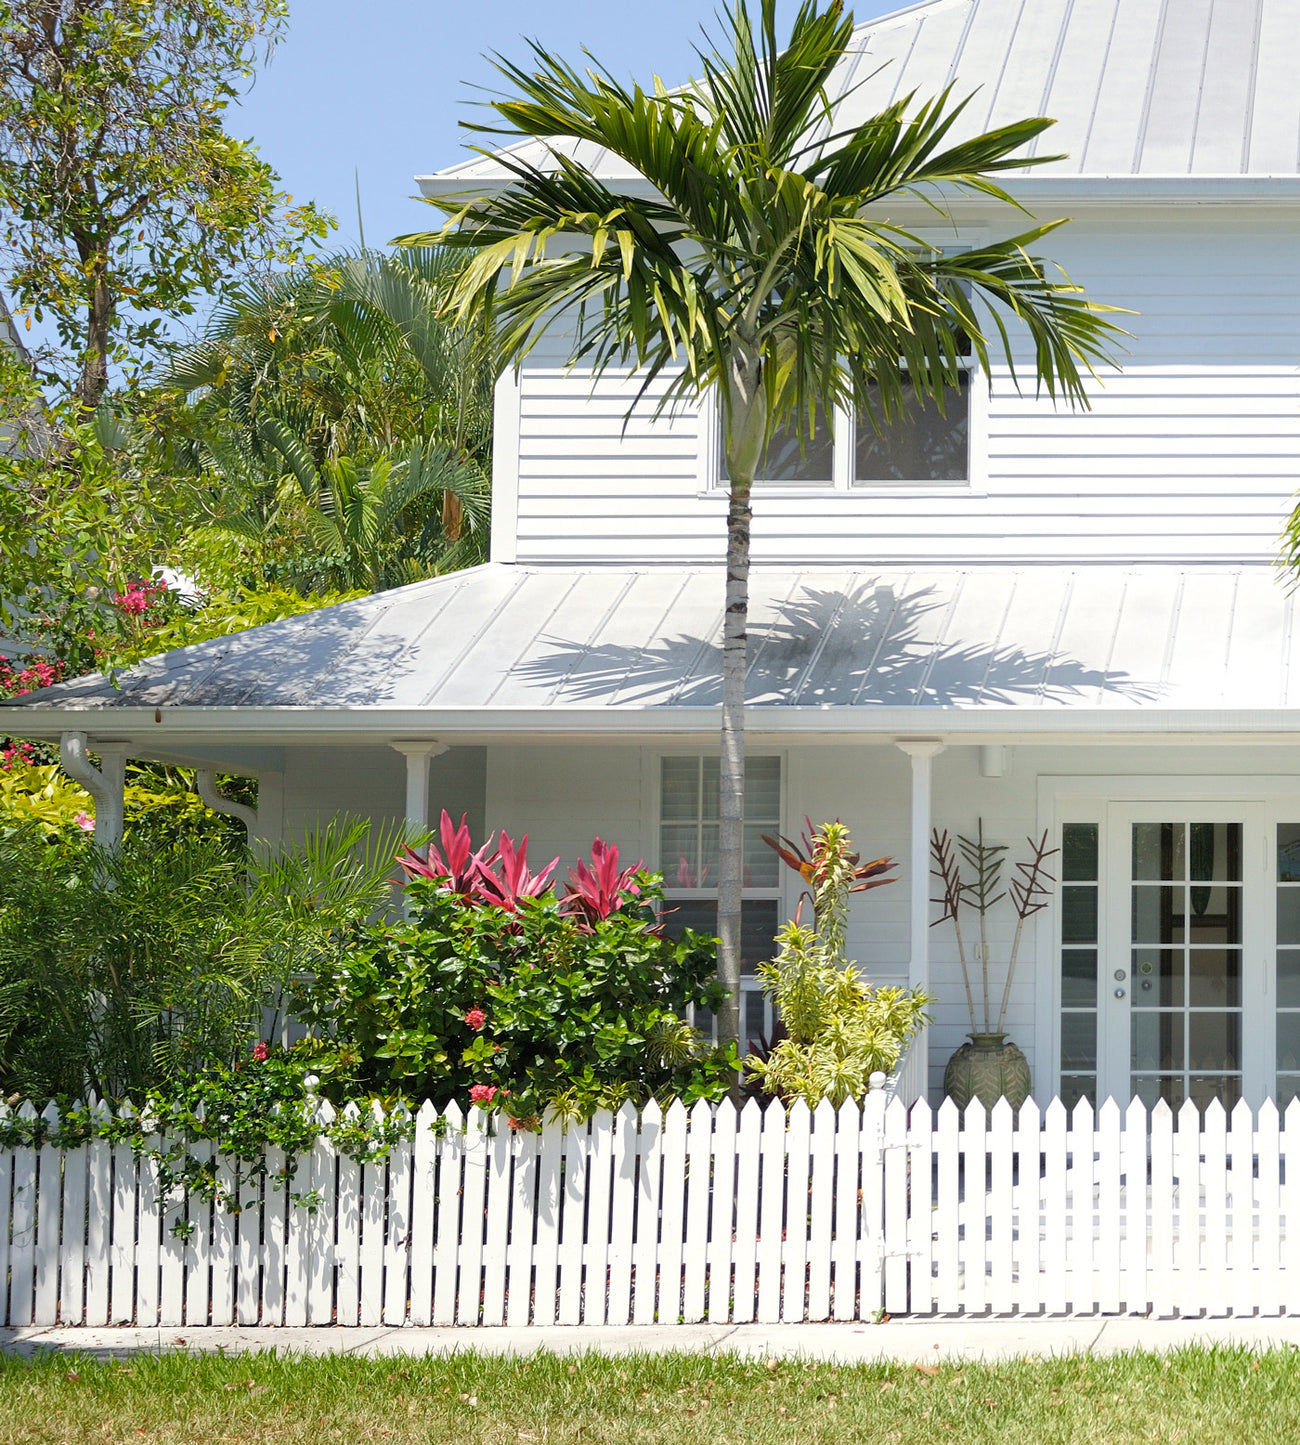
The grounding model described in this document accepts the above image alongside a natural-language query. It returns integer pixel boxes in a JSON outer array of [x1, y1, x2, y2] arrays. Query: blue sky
[[236, 0, 904, 253]]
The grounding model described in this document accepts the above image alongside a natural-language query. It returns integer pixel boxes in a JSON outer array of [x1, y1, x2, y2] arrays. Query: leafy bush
[[296, 814, 733, 1122], [746, 820, 929, 1108]]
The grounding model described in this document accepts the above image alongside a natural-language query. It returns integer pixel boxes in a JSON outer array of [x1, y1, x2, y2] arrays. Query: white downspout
[[895, 738, 945, 1094], [195, 770, 258, 842], [59, 731, 127, 851]]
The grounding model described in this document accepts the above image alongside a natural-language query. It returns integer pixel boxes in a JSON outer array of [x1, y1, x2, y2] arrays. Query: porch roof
[[5, 564, 1300, 744]]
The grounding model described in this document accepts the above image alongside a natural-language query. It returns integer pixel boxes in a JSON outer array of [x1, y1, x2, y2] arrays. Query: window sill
[[695, 483, 986, 501]]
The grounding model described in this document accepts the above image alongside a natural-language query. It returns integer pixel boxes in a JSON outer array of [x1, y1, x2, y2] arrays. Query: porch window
[[1277, 825, 1300, 1105], [718, 408, 833, 486], [1060, 823, 1099, 1109], [854, 374, 970, 484], [658, 754, 782, 1045]]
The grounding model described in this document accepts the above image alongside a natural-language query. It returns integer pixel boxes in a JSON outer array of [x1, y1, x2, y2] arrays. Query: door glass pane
[[1061, 949, 1097, 1006], [1062, 886, 1098, 943], [1279, 824, 1300, 882], [1188, 1012, 1240, 1071], [1278, 1013, 1300, 1072], [1188, 950, 1240, 1007], [1133, 823, 1183, 881], [1062, 823, 1098, 882], [1279, 826, 1300, 1103], [1132, 1012, 1184, 1072], [1133, 948, 1183, 1006], [1133, 1074, 1185, 1111]]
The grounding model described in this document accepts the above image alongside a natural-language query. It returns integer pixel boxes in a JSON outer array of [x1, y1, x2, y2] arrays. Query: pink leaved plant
[[561, 837, 644, 929], [473, 829, 559, 912]]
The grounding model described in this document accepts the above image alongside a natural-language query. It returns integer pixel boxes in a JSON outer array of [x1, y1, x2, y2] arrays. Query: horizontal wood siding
[[505, 209, 1300, 566]]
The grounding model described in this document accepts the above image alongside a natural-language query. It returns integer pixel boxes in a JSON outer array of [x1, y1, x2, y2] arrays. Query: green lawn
[[1, 1345, 1296, 1443]]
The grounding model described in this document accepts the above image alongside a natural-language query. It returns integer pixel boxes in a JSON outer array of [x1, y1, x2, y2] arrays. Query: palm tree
[[402, 0, 1124, 1056]]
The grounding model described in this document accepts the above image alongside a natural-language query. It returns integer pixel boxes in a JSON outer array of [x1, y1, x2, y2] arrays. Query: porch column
[[389, 740, 448, 832], [59, 731, 128, 852], [895, 738, 945, 994]]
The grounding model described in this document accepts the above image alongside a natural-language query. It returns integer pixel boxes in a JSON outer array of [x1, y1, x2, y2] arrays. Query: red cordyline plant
[[560, 837, 645, 928], [398, 809, 559, 912]]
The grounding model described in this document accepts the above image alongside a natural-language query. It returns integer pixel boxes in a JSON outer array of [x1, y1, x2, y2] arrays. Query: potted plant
[[930, 821, 1057, 1113]]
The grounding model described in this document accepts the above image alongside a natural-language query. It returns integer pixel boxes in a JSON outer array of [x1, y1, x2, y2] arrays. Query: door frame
[[1036, 774, 1300, 1108]]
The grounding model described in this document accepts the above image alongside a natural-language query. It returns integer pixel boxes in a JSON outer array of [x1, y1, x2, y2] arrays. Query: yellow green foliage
[[0, 763, 93, 834], [746, 820, 929, 1108]]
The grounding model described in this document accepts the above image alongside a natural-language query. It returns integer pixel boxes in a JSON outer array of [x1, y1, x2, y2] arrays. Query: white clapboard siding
[[16, 1094, 1300, 1326], [498, 215, 1300, 570]]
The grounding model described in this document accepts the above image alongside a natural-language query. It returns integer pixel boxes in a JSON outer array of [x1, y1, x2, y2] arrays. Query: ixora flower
[[468, 1083, 502, 1105], [252, 1042, 269, 1063], [464, 1007, 486, 1030], [72, 812, 95, 832]]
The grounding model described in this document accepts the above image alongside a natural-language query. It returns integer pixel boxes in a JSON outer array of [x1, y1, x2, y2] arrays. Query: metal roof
[[422, 0, 1300, 190], [5, 563, 1298, 721]]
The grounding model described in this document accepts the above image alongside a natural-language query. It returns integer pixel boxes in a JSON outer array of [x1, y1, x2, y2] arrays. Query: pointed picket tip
[[1203, 1097, 1227, 1128], [761, 1096, 788, 1129], [787, 1098, 811, 1128], [1150, 1098, 1174, 1124], [961, 1097, 987, 1128], [641, 1098, 662, 1127], [40, 1099, 60, 1124], [342, 1100, 362, 1122], [910, 1097, 934, 1129], [937, 1096, 961, 1126], [1229, 1097, 1253, 1127], [663, 1097, 689, 1126], [615, 1100, 639, 1130], [812, 1096, 837, 1126], [1017, 1096, 1040, 1130], [369, 1098, 387, 1124], [316, 1099, 337, 1126], [1259, 1098, 1280, 1126], [586, 1104, 613, 1132], [1044, 1096, 1067, 1126], [835, 1095, 859, 1124], [90, 1097, 112, 1123], [1097, 1097, 1121, 1125], [1125, 1096, 1148, 1125], [441, 1100, 464, 1129], [1070, 1096, 1094, 1128], [739, 1096, 764, 1125], [1284, 1096, 1300, 1129], [1177, 1098, 1201, 1130], [17, 1101, 38, 1121], [416, 1099, 438, 1124], [990, 1097, 1014, 1127]]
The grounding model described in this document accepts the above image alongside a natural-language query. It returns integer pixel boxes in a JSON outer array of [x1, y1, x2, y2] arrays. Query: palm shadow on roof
[[518, 579, 1160, 708]]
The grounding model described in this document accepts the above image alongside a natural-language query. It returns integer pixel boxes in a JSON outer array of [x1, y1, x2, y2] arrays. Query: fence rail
[[4, 1093, 1300, 1326]]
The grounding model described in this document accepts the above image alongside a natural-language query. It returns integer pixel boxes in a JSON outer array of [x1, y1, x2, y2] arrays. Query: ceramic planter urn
[[943, 1032, 1032, 1113]]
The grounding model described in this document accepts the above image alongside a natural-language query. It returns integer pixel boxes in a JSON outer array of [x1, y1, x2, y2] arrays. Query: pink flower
[[73, 812, 95, 832], [252, 1042, 269, 1062], [468, 1084, 499, 1105], [464, 1008, 486, 1030]]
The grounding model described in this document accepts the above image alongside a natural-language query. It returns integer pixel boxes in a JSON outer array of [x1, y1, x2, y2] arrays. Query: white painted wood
[[1016, 1099, 1042, 1316], [84, 1103, 111, 1328], [307, 1118, 338, 1327], [1228, 1098, 1254, 1317], [158, 1159, 186, 1330], [34, 1103, 62, 1326], [755, 1100, 786, 1324], [630, 1101, 662, 1327], [409, 1102, 438, 1326], [335, 1129, 362, 1327], [432, 1103, 463, 1326], [731, 1098, 762, 1324], [9, 1109, 37, 1328], [656, 1101, 687, 1326], [1069, 1100, 1095, 1315], [907, 1099, 935, 1317], [1121, 1098, 1148, 1317], [606, 1103, 638, 1324], [682, 1098, 714, 1323], [1284, 1101, 1300, 1317], [358, 1151, 386, 1328], [455, 1106, 487, 1325], [236, 1157, 262, 1326], [135, 1136, 161, 1328], [707, 1097, 737, 1324], [934, 1098, 960, 1314], [1097, 1100, 1121, 1316], [480, 1119, 512, 1326], [110, 1135, 136, 1325], [383, 1118, 413, 1326], [506, 1125, 540, 1327], [858, 1091, 886, 1321], [1043, 1099, 1068, 1315], [1150, 1101, 1176, 1318], [961, 1101, 988, 1316], [211, 1151, 237, 1326], [0, 1107, 11, 1328], [181, 1139, 211, 1327], [783, 1100, 812, 1322], [555, 1119, 587, 1326], [988, 1100, 1015, 1315], [1175, 1100, 1203, 1320], [807, 1099, 835, 1321], [1202, 1101, 1228, 1317], [531, 1116, 563, 1326], [1257, 1101, 1282, 1316], [263, 1147, 288, 1327], [832, 1098, 862, 1321], [882, 1097, 909, 1315], [583, 1107, 614, 1325]]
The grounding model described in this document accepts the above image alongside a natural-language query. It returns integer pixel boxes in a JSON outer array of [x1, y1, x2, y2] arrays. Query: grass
[[1, 1344, 1298, 1443]]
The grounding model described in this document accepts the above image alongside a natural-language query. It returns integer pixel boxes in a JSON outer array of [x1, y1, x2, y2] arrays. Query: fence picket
[[409, 1102, 438, 1326], [506, 1124, 540, 1327], [683, 1098, 714, 1323], [1149, 1100, 1175, 1317], [1121, 1098, 1148, 1316], [606, 1103, 638, 1324], [1257, 1101, 1281, 1316], [308, 1109, 338, 1327], [263, 1146, 288, 1326], [158, 1156, 186, 1330], [135, 1135, 161, 1328], [432, 1103, 463, 1326], [84, 1102, 112, 1327], [988, 1100, 1014, 1315], [755, 1100, 786, 1324], [34, 1103, 62, 1325], [1285, 1101, 1300, 1316], [456, 1107, 487, 1325], [358, 1149, 387, 1328], [832, 1098, 861, 1321], [0, 1107, 11, 1327], [284, 1145, 314, 1327], [1201, 1100, 1228, 1317], [962, 1101, 988, 1315], [9, 1107, 37, 1327], [531, 1116, 563, 1326], [583, 1107, 614, 1325], [630, 1101, 663, 1326], [1097, 1100, 1121, 1315], [1016, 1100, 1042, 1316], [731, 1099, 762, 1324], [480, 1119, 512, 1325], [383, 1114, 413, 1327], [181, 1138, 212, 1327], [235, 1156, 262, 1326], [783, 1101, 812, 1322], [1228, 1098, 1254, 1317], [656, 1102, 687, 1326], [1068, 1100, 1095, 1314], [1043, 1099, 1067, 1314], [1175, 1099, 1202, 1318], [907, 1099, 935, 1317], [110, 1130, 136, 1325], [934, 1099, 960, 1313], [556, 1118, 588, 1326], [807, 1099, 836, 1321], [707, 1098, 737, 1324], [211, 1151, 236, 1326], [882, 1098, 909, 1316]]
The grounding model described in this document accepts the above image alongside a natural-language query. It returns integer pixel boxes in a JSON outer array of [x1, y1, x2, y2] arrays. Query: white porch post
[[59, 731, 127, 852], [895, 739, 945, 1069], [389, 740, 448, 832]]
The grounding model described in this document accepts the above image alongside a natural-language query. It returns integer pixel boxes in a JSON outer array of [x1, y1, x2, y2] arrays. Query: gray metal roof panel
[[6, 563, 1298, 718]]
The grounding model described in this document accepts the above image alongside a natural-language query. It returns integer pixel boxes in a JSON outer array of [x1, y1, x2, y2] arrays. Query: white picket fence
[[5, 1092, 1300, 1327]]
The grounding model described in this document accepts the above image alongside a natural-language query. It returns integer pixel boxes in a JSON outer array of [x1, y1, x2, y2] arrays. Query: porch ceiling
[[5, 565, 1300, 747]]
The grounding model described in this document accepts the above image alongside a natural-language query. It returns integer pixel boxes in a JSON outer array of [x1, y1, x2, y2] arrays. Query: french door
[[1097, 805, 1265, 1111]]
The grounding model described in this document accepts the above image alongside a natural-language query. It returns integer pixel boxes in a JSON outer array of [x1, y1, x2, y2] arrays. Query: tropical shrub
[[296, 814, 733, 1122], [746, 820, 929, 1108]]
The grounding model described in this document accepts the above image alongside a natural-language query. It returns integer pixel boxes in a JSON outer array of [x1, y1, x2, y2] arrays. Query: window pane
[[660, 825, 701, 889], [1132, 949, 1183, 1007], [722, 408, 832, 484], [1060, 1075, 1096, 1110], [855, 376, 969, 483], [1062, 824, 1098, 882], [1278, 1014, 1300, 1072], [743, 824, 779, 888], [1132, 886, 1179, 944], [1279, 825, 1300, 882], [660, 757, 699, 821], [1188, 949, 1240, 1008], [1278, 1074, 1300, 1108], [1186, 887, 1241, 945], [1188, 1012, 1240, 1072], [1189, 1075, 1240, 1112], [1133, 1074, 1185, 1111], [1061, 1012, 1096, 1071], [1061, 949, 1097, 1006], [744, 756, 782, 820], [1278, 891, 1300, 946], [1133, 823, 1182, 881], [1191, 823, 1241, 883], [660, 899, 780, 976], [1132, 1012, 1184, 1072], [1279, 950, 1300, 1007], [1062, 885, 1098, 944]]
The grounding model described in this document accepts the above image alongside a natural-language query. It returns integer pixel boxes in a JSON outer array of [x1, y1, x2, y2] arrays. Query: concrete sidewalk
[[6, 1317, 1300, 1364]]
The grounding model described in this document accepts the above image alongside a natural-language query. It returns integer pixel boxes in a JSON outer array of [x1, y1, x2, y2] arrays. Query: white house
[[8, 0, 1300, 1114]]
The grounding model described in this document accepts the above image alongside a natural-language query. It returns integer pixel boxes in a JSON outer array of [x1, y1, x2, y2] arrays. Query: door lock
[[1113, 969, 1127, 982], [1114, 987, 1126, 999]]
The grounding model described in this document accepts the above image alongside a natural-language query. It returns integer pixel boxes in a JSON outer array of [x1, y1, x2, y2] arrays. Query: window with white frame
[[658, 754, 783, 1045]]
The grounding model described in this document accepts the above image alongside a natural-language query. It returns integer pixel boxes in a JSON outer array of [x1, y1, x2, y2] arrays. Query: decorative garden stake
[[931, 822, 1057, 1113]]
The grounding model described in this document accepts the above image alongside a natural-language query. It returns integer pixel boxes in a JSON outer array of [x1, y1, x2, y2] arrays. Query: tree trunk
[[75, 268, 114, 414], [716, 349, 766, 1066]]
